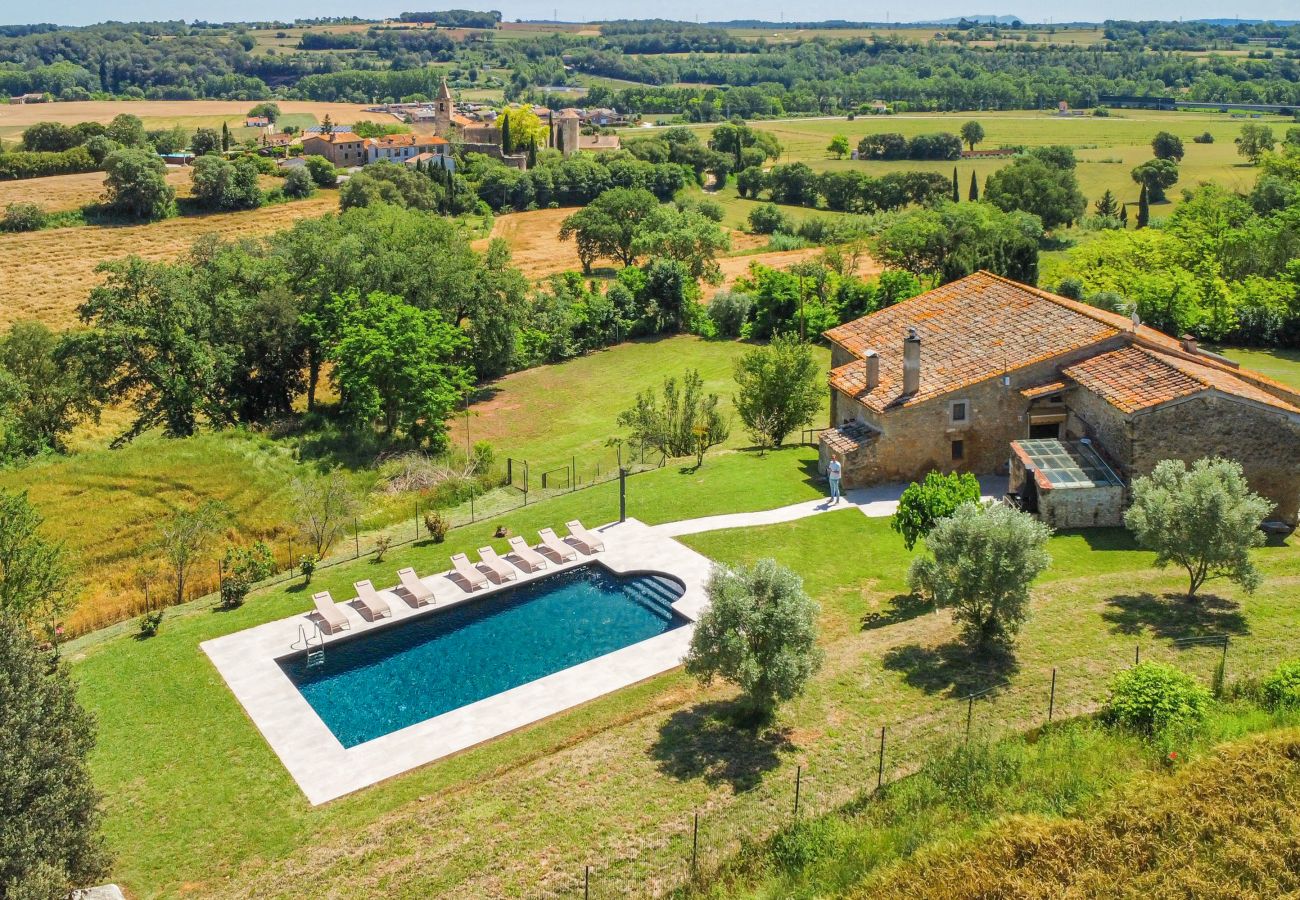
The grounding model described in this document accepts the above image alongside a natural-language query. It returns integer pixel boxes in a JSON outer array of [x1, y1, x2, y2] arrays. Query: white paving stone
[[202, 518, 713, 805]]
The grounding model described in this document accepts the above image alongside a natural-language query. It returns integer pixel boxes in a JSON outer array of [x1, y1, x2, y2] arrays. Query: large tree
[[629, 204, 729, 283], [102, 148, 175, 221], [1235, 123, 1275, 164], [984, 153, 1086, 230], [157, 500, 228, 606], [909, 502, 1052, 648], [0, 321, 96, 458], [732, 334, 823, 450], [878, 201, 1042, 286], [190, 154, 262, 210], [1151, 130, 1185, 161], [1124, 457, 1271, 600], [558, 187, 659, 272], [1131, 157, 1180, 203], [0, 624, 110, 899], [960, 120, 985, 151], [685, 558, 823, 722], [329, 291, 470, 444]]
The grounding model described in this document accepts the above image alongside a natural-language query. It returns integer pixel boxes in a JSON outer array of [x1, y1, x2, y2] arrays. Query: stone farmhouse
[[818, 271, 1300, 527], [300, 130, 453, 170]]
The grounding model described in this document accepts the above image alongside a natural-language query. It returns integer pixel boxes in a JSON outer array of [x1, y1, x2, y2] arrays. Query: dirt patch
[[0, 99, 377, 132], [707, 247, 883, 299]]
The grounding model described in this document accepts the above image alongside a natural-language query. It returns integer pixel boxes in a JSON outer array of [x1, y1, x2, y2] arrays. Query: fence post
[[793, 765, 801, 819], [288, 537, 294, 570], [691, 810, 699, 878], [965, 695, 974, 741], [571, 455, 576, 491], [507, 457, 512, 485], [470, 485, 476, 522], [354, 517, 360, 558], [1048, 667, 1057, 723], [584, 864, 589, 900], [877, 725, 886, 791], [415, 503, 420, 541]]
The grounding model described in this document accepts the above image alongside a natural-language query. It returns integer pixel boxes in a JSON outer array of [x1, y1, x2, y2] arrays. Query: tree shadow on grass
[[882, 639, 1020, 698], [862, 592, 932, 630], [1102, 591, 1249, 639], [651, 699, 794, 792]]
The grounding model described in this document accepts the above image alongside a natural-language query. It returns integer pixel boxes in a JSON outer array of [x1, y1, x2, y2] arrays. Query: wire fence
[[557, 632, 1249, 898], [126, 446, 669, 625]]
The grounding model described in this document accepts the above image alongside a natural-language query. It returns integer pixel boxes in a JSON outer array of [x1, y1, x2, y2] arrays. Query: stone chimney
[[902, 327, 921, 396], [1180, 333, 1199, 355], [863, 350, 879, 391]]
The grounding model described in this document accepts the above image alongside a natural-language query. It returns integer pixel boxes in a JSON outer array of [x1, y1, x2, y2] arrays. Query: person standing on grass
[[827, 458, 842, 504]]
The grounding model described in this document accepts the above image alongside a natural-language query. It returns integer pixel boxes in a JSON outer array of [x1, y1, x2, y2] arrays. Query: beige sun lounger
[[477, 547, 519, 584], [396, 567, 436, 607], [311, 591, 351, 634], [538, 528, 578, 562], [566, 519, 605, 554], [507, 536, 548, 572], [352, 580, 393, 620], [450, 553, 489, 591]]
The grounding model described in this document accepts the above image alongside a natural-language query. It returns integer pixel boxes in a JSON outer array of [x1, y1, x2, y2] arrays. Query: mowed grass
[[70, 477, 1300, 898], [0, 192, 338, 329], [675, 109, 1278, 221], [1216, 346, 1300, 391], [448, 334, 831, 474]]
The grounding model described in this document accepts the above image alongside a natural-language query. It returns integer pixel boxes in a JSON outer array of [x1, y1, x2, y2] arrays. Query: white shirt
[[828, 460, 842, 479]]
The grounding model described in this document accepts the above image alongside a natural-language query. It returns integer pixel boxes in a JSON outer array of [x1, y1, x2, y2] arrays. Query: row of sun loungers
[[308, 520, 605, 634]]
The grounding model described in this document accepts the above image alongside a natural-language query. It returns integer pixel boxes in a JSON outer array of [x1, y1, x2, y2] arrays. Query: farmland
[[0, 193, 339, 329]]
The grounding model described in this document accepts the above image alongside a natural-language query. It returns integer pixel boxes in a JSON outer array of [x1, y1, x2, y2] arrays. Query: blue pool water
[[280, 564, 686, 747]]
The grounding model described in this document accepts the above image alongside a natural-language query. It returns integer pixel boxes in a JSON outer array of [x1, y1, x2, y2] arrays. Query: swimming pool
[[280, 564, 687, 748]]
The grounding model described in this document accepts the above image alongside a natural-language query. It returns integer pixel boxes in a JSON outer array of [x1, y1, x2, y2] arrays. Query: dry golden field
[[480, 206, 880, 288], [0, 99, 380, 143], [0, 168, 192, 212], [0, 193, 338, 328]]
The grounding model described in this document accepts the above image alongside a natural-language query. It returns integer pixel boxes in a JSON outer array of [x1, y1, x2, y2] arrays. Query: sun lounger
[[450, 553, 489, 591], [506, 536, 548, 572], [538, 528, 578, 563], [477, 546, 518, 584], [566, 519, 605, 554], [396, 567, 436, 607], [352, 580, 393, 620], [311, 591, 351, 634]]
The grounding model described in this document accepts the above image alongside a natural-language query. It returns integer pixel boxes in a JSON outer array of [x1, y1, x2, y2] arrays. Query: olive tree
[[732, 334, 823, 450], [0, 625, 110, 899], [1124, 457, 1271, 600], [157, 500, 229, 606], [685, 558, 823, 722], [909, 502, 1052, 648], [617, 369, 729, 468], [293, 470, 362, 560]]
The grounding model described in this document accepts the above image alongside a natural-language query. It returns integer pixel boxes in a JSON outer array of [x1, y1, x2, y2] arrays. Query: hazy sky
[[4, 0, 1297, 27]]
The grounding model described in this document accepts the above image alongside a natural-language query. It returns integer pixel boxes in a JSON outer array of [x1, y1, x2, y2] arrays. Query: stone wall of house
[[1039, 483, 1125, 529], [1065, 386, 1133, 471], [1131, 395, 1300, 523]]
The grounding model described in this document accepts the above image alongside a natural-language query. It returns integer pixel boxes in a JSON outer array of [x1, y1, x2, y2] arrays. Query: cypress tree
[[1119, 203, 1128, 227], [952, 167, 960, 202], [1136, 184, 1150, 229], [221, 121, 230, 152], [501, 113, 512, 154], [556, 124, 564, 154], [528, 137, 537, 169], [968, 169, 979, 200]]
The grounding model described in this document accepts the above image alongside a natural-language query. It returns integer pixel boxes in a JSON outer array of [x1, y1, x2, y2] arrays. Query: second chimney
[[863, 350, 880, 391], [1180, 333, 1199, 355], [902, 327, 921, 396]]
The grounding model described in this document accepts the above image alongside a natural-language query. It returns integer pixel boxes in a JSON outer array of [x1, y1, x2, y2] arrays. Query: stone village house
[[818, 272, 1300, 527]]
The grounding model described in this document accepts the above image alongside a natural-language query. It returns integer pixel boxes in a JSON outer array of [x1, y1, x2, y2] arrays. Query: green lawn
[[1216, 346, 1300, 391], [71, 469, 1299, 898], [448, 335, 831, 475]]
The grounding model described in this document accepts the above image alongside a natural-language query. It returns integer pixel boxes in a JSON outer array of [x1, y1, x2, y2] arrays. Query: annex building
[[819, 272, 1300, 527]]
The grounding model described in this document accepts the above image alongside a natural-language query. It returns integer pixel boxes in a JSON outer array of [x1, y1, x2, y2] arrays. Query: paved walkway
[[656, 475, 1006, 538]]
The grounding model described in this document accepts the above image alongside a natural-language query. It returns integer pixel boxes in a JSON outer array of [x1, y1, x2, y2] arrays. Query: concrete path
[[656, 475, 1006, 538]]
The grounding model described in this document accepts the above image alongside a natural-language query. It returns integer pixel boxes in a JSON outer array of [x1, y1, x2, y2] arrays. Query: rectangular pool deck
[[201, 518, 712, 805]]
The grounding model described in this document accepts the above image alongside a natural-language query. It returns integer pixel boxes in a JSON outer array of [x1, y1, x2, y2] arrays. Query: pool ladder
[[293, 622, 326, 669]]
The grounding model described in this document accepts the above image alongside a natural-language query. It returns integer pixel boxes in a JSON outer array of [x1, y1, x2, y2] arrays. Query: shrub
[[707, 290, 752, 338], [1192, 131, 1214, 144], [0, 145, 96, 180], [748, 202, 792, 235], [471, 440, 495, 475], [0, 201, 47, 232], [769, 819, 839, 871], [1104, 662, 1210, 735], [304, 154, 338, 187], [299, 554, 317, 584], [1261, 660, 1300, 710], [767, 232, 807, 251], [137, 609, 164, 638], [424, 511, 449, 543], [372, 534, 393, 562], [891, 470, 982, 550], [282, 166, 316, 199]]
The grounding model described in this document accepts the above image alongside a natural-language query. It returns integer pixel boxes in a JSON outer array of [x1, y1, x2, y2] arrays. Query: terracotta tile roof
[[1064, 346, 1300, 416], [1021, 380, 1068, 399], [825, 272, 1143, 411], [821, 422, 878, 455], [305, 131, 362, 144]]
